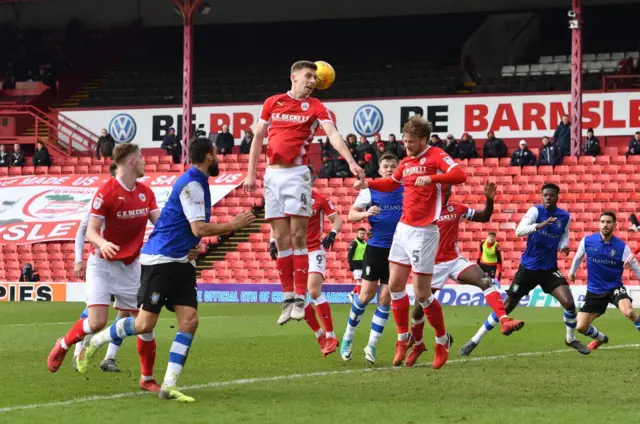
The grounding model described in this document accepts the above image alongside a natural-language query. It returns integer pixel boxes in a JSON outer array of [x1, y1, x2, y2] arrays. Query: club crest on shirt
[[420, 157, 426, 165], [93, 197, 103, 210], [301, 102, 309, 111], [447, 205, 455, 212], [139, 193, 146, 202], [610, 249, 616, 258]]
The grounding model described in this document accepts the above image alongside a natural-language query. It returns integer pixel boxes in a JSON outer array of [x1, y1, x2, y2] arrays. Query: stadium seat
[[9, 167, 22, 176]]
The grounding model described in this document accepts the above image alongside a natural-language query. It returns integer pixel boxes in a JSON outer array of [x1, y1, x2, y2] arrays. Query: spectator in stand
[[429, 134, 444, 149], [96, 128, 115, 159], [444, 134, 459, 158], [358, 135, 375, 159], [33, 141, 51, 166], [318, 155, 336, 178], [11, 143, 25, 167], [333, 152, 351, 178], [537, 136, 562, 166], [483, 131, 507, 158], [18, 263, 40, 282], [161, 127, 177, 153], [239, 129, 253, 154], [216, 124, 235, 155], [552, 114, 571, 157], [375, 140, 387, 162], [582, 128, 600, 157], [363, 152, 379, 178], [0, 144, 9, 167], [457, 133, 478, 160], [626, 131, 640, 157], [385, 133, 406, 159], [510, 140, 536, 166], [347, 133, 362, 164]]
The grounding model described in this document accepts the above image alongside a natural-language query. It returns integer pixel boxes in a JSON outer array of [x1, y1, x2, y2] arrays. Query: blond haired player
[[48, 144, 162, 392], [354, 115, 466, 369], [244, 60, 364, 325]]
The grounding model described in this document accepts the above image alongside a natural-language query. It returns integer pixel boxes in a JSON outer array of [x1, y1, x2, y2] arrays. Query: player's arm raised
[[415, 154, 466, 187], [470, 181, 496, 223], [568, 236, 586, 282], [348, 188, 379, 222], [181, 181, 256, 237], [322, 122, 364, 179], [623, 245, 640, 276], [515, 207, 557, 237], [358, 162, 405, 192], [244, 119, 268, 193]]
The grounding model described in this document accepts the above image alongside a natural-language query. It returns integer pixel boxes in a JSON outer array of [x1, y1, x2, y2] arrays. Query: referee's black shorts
[[138, 262, 198, 314]]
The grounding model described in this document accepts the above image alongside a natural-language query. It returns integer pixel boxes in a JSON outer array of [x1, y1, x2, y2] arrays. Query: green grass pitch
[[1, 302, 639, 423]]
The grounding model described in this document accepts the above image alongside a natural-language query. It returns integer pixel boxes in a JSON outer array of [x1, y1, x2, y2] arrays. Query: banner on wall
[[6, 282, 640, 308], [58, 91, 640, 149], [0, 172, 246, 245]]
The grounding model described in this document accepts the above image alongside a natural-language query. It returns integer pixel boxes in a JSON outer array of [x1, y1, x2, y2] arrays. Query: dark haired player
[[569, 211, 640, 349], [460, 183, 590, 356], [77, 138, 255, 402]]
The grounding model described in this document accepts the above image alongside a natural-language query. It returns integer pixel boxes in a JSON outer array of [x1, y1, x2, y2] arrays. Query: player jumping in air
[[406, 182, 524, 366], [460, 183, 590, 356], [340, 152, 402, 364], [272, 167, 343, 354], [299, 167, 342, 355], [244, 60, 364, 325], [47, 144, 162, 392], [78, 138, 255, 402], [569, 211, 640, 349], [354, 115, 466, 369], [71, 163, 131, 373]]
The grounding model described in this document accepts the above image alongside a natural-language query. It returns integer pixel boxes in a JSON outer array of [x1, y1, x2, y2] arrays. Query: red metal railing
[[0, 104, 98, 156]]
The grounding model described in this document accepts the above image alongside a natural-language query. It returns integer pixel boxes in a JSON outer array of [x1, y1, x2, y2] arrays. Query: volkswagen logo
[[108, 113, 137, 143], [353, 104, 383, 137]]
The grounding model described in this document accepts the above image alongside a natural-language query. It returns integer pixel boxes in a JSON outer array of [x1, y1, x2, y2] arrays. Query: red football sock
[[315, 301, 334, 333], [304, 303, 321, 333], [293, 252, 308, 296], [424, 299, 446, 338], [391, 293, 410, 336], [411, 318, 425, 343], [137, 337, 156, 378], [276, 253, 294, 293], [63, 319, 87, 347], [484, 290, 508, 321]]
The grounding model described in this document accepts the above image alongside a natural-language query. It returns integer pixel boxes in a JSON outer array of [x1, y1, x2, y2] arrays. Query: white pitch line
[[1, 343, 638, 414], [0, 315, 226, 328]]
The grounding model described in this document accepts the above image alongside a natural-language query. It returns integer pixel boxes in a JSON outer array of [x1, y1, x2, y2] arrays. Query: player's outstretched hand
[[74, 262, 85, 279], [243, 175, 257, 193], [560, 246, 570, 257], [100, 241, 120, 259], [232, 211, 256, 231], [415, 176, 432, 186], [484, 181, 497, 200], [568, 273, 576, 282], [322, 231, 337, 250], [367, 206, 381, 217], [350, 162, 365, 180], [187, 246, 201, 261], [269, 240, 278, 261], [353, 179, 368, 190]]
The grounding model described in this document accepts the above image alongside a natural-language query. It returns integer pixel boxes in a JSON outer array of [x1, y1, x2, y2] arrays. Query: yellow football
[[315, 61, 335, 90]]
